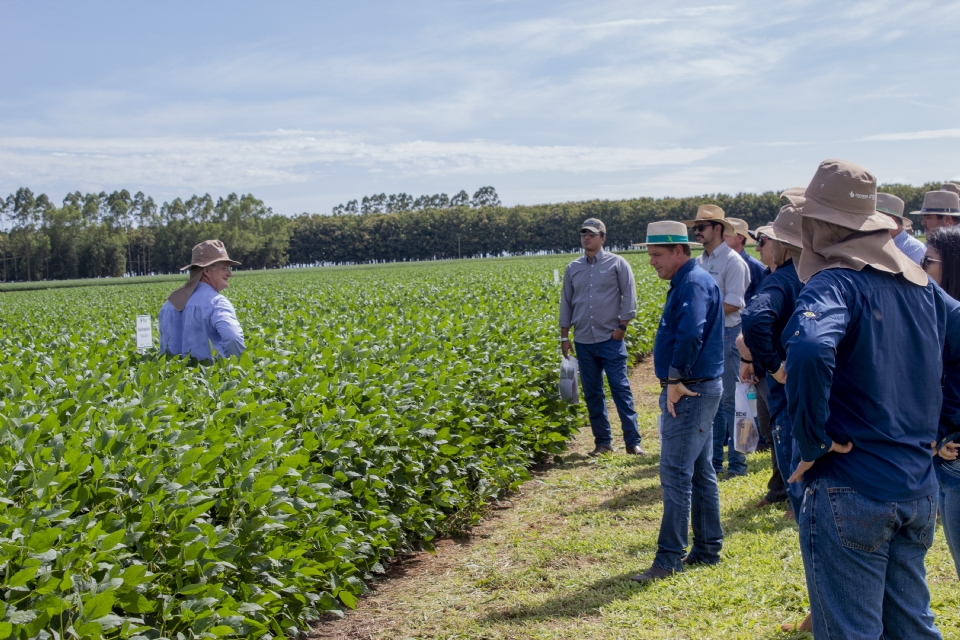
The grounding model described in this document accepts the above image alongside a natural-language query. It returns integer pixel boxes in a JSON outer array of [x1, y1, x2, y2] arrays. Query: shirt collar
[[704, 241, 730, 259], [670, 259, 697, 287], [585, 248, 606, 264]]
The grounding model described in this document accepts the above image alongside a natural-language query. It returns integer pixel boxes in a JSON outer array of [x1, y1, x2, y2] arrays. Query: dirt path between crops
[[308, 356, 661, 640]]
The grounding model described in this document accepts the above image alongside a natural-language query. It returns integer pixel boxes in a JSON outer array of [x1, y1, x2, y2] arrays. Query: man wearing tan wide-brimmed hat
[[684, 204, 750, 479], [782, 159, 955, 640], [912, 189, 960, 233], [158, 239, 245, 361]]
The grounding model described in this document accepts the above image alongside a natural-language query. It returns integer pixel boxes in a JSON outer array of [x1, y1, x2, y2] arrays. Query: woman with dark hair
[[924, 225, 960, 580], [925, 226, 960, 300]]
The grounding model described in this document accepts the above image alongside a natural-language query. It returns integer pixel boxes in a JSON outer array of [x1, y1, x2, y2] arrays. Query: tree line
[[0, 182, 941, 282]]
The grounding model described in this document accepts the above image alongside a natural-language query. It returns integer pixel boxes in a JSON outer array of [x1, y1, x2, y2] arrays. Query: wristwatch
[[560, 337, 570, 342], [618, 324, 627, 331]]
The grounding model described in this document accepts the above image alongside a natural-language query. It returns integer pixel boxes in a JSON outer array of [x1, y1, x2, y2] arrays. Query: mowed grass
[[313, 360, 960, 640]]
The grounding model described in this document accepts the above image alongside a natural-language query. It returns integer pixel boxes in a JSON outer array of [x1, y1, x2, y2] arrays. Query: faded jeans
[[798, 477, 941, 640], [936, 461, 960, 579], [575, 339, 641, 449], [654, 378, 724, 572], [712, 324, 746, 475]]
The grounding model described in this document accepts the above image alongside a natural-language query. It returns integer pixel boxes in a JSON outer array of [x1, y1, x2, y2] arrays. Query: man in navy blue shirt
[[740, 202, 804, 515], [783, 159, 948, 639], [631, 221, 725, 583]]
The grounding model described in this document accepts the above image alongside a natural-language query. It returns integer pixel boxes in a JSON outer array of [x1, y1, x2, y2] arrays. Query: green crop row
[[0, 255, 666, 639]]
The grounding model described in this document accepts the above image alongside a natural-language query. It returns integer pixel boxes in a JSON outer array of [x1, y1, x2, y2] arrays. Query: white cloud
[[0, 132, 725, 190], [861, 129, 960, 142]]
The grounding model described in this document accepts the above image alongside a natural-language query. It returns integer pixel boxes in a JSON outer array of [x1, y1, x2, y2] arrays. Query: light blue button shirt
[[158, 282, 245, 360], [893, 229, 926, 266]]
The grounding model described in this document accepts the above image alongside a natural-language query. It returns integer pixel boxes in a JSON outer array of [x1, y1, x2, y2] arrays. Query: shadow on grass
[[480, 572, 649, 624]]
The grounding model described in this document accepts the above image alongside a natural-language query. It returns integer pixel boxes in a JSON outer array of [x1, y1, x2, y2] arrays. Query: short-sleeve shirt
[[697, 242, 749, 327]]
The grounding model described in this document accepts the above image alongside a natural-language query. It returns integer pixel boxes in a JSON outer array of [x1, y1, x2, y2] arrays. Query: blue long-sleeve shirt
[[653, 260, 724, 381], [740, 249, 766, 301], [741, 260, 802, 420], [784, 267, 949, 502], [159, 282, 245, 361]]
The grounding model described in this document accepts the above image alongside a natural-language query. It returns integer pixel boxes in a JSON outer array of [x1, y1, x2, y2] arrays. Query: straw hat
[[754, 225, 774, 239], [876, 193, 906, 219], [764, 205, 803, 249], [783, 160, 894, 232], [646, 220, 700, 246], [724, 217, 755, 245], [793, 159, 926, 286], [909, 191, 960, 217], [682, 204, 735, 235], [180, 239, 241, 271]]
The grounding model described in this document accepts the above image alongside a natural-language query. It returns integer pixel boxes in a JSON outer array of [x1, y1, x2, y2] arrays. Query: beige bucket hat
[[876, 193, 906, 219], [646, 220, 700, 246], [764, 205, 803, 249], [167, 240, 241, 311], [909, 190, 960, 217], [793, 160, 926, 285], [942, 183, 960, 198], [783, 160, 895, 233], [682, 204, 735, 235], [180, 239, 241, 271], [723, 217, 755, 245]]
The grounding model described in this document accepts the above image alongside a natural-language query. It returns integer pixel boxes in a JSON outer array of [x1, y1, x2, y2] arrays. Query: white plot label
[[136, 315, 153, 350], [553, 269, 559, 285]]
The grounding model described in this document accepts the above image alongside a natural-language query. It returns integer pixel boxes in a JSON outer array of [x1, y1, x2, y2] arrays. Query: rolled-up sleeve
[[617, 258, 637, 321], [559, 265, 574, 328], [785, 278, 850, 462], [211, 298, 245, 358], [742, 287, 785, 374], [724, 257, 748, 309], [669, 282, 709, 379]]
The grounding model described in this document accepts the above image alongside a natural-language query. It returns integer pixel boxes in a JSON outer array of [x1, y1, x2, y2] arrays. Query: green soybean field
[[0, 255, 665, 640]]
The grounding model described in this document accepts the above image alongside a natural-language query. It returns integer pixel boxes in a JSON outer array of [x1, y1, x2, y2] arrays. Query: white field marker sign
[[553, 269, 559, 285], [136, 315, 153, 352]]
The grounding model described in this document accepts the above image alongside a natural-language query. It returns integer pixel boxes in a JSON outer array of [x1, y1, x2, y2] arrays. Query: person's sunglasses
[[694, 224, 712, 233], [922, 256, 941, 270], [580, 229, 598, 237], [757, 236, 768, 248]]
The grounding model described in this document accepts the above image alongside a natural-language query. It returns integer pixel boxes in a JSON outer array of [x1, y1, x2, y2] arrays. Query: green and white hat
[[646, 220, 700, 246]]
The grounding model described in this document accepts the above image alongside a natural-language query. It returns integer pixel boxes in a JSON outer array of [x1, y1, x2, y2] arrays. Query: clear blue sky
[[2, 1, 959, 215]]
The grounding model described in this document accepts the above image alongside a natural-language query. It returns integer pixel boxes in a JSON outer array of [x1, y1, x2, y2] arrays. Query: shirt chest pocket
[[592, 267, 617, 294]]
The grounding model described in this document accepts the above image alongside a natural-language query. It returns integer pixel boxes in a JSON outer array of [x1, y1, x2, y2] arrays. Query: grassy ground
[[311, 357, 960, 640]]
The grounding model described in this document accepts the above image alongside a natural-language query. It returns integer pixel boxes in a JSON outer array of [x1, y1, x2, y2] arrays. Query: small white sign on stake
[[553, 269, 559, 285], [136, 315, 152, 352]]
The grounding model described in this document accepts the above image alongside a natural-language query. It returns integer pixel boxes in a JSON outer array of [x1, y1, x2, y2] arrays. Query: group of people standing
[[559, 159, 960, 638]]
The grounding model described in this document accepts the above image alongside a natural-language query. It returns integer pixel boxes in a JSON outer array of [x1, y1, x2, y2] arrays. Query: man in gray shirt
[[686, 205, 749, 478], [560, 218, 644, 457]]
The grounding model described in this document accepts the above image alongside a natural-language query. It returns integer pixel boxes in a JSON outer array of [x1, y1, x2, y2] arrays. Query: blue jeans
[[655, 378, 723, 572], [798, 477, 941, 640], [575, 339, 640, 448], [936, 462, 960, 579], [771, 408, 803, 514], [712, 324, 746, 475]]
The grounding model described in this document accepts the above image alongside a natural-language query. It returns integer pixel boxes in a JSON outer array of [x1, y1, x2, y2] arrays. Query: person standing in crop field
[[784, 159, 960, 639], [685, 205, 750, 479], [630, 220, 724, 583], [158, 239, 246, 361], [912, 188, 960, 233], [876, 192, 926, 265], [559, 218, 644, 457]]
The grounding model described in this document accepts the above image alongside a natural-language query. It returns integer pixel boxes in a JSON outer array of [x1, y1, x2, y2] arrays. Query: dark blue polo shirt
[[784, 267, 950, 502], [741, 260, 802, 420], [653, 260, 724, 382], [740, 249, 767, 301]]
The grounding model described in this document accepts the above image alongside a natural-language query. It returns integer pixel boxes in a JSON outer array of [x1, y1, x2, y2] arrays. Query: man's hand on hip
[[789, 441, 854, 484], [666, 382, 698, 418]]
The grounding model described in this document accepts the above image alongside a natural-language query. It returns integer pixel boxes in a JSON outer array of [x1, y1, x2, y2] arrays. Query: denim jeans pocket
[[827, 487, 897, 552], [942, 459, 960, 480]]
